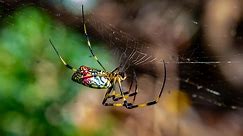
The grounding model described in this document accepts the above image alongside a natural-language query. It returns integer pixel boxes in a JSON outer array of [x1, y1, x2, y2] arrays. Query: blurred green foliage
[[0, 5, 115, 136]]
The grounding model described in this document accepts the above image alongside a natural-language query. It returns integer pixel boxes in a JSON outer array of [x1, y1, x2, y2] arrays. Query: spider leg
[[111, 67, 119, 73], [130, 69, 138, 103], [102, 87, 125, 107], [106, 69, 138, 103], [106, 91, 137, 101], [102, 85, 113, 105], [102, 60, 167, 109], [102, 81, 134, 107], [49, 39, 77, 72], [81, 5, 106, 71], [106, 67, 121, 101], [123, 60, 167, 109], [117, 80, 131, 107], [103, 79, 137, 108], [102, 82, 124, 107]]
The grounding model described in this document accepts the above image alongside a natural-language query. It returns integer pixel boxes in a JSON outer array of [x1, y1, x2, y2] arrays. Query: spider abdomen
[[72, 66, 112, 89], [82, 75, 111, 89]]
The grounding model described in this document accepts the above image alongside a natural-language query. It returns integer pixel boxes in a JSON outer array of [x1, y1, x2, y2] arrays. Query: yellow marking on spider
[[107, 93, 129, 99], [87, 41, 91, 46], [59, 56, 66, 65], [94, 56, 98, 60], [114, 94, 120, 97], [124, 95, 129, 99], [61, 57, 77, 71], [138, 104, 146, 107], [49, 39, 77, 72], [84, 25, 87, 33], [113, 103, 123, 107]]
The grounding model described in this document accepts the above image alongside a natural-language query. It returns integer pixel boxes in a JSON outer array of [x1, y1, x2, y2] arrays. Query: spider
[[49, 5, 166, 109]]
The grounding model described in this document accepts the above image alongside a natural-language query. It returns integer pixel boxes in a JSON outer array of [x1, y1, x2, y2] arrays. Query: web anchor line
[[178, 78, 242, 110]]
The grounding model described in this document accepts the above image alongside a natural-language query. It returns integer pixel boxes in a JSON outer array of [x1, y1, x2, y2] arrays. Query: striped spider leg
[[105, 69, 138, 103], [102, 61, 166, 109]]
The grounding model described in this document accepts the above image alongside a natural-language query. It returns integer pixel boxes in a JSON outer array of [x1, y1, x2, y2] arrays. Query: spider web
[[85, 12, 243, 110], [3, 0, 241, 110]]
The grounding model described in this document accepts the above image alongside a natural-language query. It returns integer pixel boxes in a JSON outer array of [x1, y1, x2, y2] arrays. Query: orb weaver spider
[[49, 5, 166, 109]]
